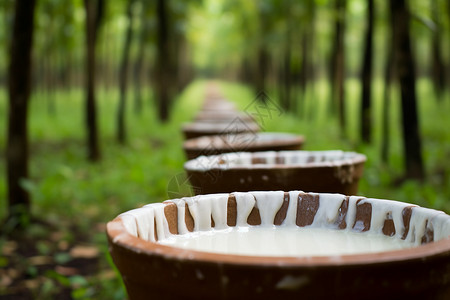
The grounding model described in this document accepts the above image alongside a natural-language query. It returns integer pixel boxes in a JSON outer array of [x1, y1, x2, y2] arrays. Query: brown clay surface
[[107, 192, 450, 300]]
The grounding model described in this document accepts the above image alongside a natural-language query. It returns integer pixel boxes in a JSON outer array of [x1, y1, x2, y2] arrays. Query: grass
[[0, 78, 450, 298], [0, 81, 206, 298], [221, 78, 450, 212]]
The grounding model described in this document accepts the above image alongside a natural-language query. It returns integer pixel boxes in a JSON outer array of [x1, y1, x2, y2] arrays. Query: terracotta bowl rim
[[182, 121, 260, 130], [183, 132, 305, 150], [184, 150, 367, 171], [195, 110, 249, 116], [182, 120, 259, 127], [106, 199, 450, 268]]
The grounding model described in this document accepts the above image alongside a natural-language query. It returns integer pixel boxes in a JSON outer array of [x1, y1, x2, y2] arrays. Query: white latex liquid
[[158, 226, 415, 257]]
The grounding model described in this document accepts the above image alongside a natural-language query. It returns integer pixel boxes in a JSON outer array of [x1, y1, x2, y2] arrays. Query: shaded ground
[[0, 219, 115, 299]]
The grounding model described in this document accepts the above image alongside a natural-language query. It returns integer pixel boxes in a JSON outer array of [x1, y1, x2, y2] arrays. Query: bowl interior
[[184, 150, 366, 170], [112, 191, 450, 262]]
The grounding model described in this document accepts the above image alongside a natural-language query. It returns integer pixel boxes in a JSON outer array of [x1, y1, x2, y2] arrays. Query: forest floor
[[1, 79, 450, 299], [1, 220, 105, 299]]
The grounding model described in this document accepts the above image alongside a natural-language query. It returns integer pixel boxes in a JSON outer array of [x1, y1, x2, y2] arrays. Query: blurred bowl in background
[[184, 150, 366, 195], [181, 120, 260, 140], [194, 111, 254, 122], [201, 98, 237, 111], [183, 132, 305, 160]]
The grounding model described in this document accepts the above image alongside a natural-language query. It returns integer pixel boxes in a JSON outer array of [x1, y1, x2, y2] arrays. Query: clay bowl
[[194, 111, 254, 123], [106, 191, 450, 299], [201, 99, 236, 111], [184, 150, 366, 195], [183, 132, 305, 160], [182, 120, 260, 140]]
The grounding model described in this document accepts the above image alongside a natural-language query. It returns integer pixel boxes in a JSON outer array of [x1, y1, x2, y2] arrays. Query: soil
[[0, 218, 103, 299]]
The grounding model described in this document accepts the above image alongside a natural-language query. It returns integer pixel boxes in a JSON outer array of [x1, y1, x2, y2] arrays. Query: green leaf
[[45, 270, 71, 287], [54, 252, 72, 264], [70, 275, 88, 288], [0, 256, 9, 267]]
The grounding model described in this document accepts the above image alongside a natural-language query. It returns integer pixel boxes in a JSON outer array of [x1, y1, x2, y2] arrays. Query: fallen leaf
[[55, 265, 79, 276], [95, 223, 106, 233], [50, 231, 65, 242], [0, 274, 12, 287], [1, 241, 18, 256], [28, 255, 53, 266], [0, 256, 9, 267], [23, 278, 42, 289], [70, 245, 99, 259], [58, 240, 69, 251], [54, 252, 72, 264], [7, 268, 20, 279], [97, 269, 116, 280]]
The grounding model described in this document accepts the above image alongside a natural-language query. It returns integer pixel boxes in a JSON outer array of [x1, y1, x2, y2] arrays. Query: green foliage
[[1, 76, 450, 297], [0, 81, 205, 298], [1, 0, 450, 296], [222, 78, 450, 213]]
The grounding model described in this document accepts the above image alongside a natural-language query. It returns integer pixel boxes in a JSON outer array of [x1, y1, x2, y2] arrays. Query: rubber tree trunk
[[360, 0, 374, 144], [280, 49, 292, 112], [279, 17, 292, 112], [255, 6, 269, 100], [300, 1, 316, 119], [155, 0, 171, 122], [390, 0, 425, 180], [299, 1, 315, 99], [84, 0, 103, 161], [431, 0, 445, 97], [298, 31, 308, 115], [381, 46, 394, 164], [330, 0, 347, 134], [240, 57, 252, 85], [116, 0, 135, 144], [133, 9, 149, 115], [448, 1, 450, 92], [6, 0, 37, 223], [133, 37, 145, 114], [256, 46, 269, 99], [175, 35, 191, 93]]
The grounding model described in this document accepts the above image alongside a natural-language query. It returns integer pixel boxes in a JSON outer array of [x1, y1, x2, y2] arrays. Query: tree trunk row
[[116, 0, 136, 144], [7, 0, 37, 224], [84, 0, 104, 161]]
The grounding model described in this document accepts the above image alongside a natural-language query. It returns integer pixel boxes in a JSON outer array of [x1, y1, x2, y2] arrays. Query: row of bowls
[[107, 93, 450, 299], [181, 96, 365, 197]]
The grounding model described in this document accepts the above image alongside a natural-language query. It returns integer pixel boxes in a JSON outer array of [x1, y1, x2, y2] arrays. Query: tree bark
[[133, 9, 148, 115], [381, 46, 394, 163], [330, 0, 346, 134], [448, 0, 450, 92], [390, 0, 425, 180], [7, 0, 37, 222], [240, 57, 252, 85], [256, 46, 269, 99], [298, 31, 308, 115], [360, 0, 374, 143], [255, 6, 269, 100], [281, 49, 291, 112], [155, 0, 171, 122], [299, 2, 315, 99], [175, 35, 192, 93], [300, 1, 316, 119], [430, 0, 445, 97], [116, 0, 135, 144], [84, 0, 104, 161], [279, 17, 292, 112]]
